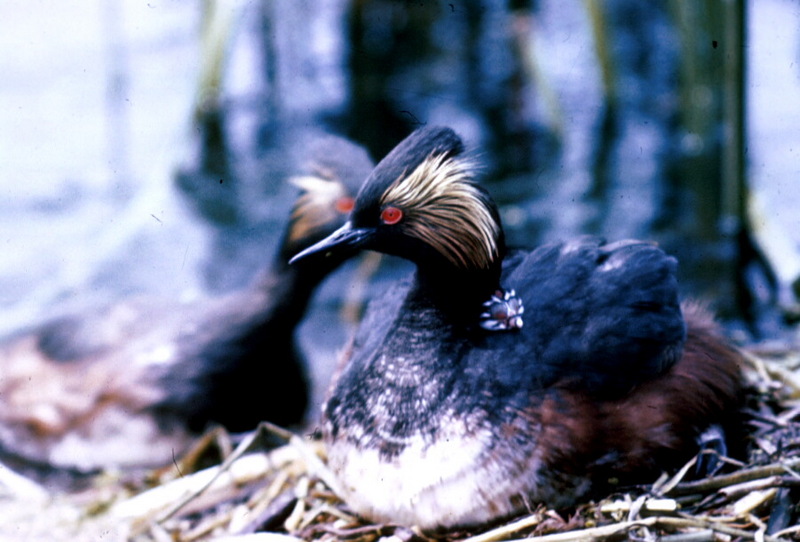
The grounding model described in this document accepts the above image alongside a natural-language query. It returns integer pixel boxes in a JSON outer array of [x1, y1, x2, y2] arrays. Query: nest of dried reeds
[[4, 346, 799, 542]]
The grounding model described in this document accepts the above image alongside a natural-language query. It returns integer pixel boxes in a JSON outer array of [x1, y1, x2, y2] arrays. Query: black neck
[[412, 258, 504, 329]]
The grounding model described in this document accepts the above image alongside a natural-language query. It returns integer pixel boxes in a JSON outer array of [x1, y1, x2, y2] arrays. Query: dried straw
[[3, 346, 799, 542]]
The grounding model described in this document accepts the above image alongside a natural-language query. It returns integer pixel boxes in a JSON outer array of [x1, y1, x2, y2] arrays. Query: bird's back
[[500, 236, 686, 396]]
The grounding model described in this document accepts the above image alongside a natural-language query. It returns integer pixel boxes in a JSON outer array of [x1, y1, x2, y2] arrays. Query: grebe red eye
[[335, 196, 355, 214], [380, 206, 403, 225]]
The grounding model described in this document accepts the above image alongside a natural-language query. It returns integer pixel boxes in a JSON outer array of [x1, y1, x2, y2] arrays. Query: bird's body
[[0, 135, 372, 472], [292, 126, 743, 530]]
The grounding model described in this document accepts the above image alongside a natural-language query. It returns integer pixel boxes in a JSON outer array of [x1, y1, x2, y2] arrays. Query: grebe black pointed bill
[[289, 221, 371, 265]]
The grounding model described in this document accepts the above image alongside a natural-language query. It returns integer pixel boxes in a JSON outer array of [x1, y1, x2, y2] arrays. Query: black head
[[290, 126, 505, 276]]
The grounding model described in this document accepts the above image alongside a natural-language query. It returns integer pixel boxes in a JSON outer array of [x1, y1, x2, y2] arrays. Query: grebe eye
[[335, 196, 355, 214], [380, 206, 403, 225]]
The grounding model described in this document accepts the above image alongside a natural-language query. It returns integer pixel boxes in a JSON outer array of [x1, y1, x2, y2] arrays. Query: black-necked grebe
[[291, 126, 743, 530]]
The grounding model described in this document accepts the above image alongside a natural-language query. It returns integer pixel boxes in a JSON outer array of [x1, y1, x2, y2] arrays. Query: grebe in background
[[0, 135, 372, 473]]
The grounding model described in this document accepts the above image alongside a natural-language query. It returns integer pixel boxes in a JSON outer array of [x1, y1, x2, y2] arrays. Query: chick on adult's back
[[291, 126, 743, 530]]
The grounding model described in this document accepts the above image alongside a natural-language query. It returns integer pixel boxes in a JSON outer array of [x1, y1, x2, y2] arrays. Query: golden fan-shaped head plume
[[380, 152, 501, 271]]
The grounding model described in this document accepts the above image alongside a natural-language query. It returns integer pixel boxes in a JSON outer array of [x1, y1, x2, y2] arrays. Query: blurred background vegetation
[[1, 0, 799, 409]]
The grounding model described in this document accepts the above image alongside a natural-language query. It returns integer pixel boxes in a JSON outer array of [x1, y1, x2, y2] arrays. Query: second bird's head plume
[[290, 126, 505, 274]]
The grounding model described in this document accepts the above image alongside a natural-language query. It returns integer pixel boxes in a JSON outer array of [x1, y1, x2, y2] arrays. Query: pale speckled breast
[[323, 406, 589, 530], [319, 283, 601, 529]]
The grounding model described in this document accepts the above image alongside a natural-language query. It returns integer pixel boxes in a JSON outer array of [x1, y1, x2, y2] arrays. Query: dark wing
[[507, 237, 685, 396]]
